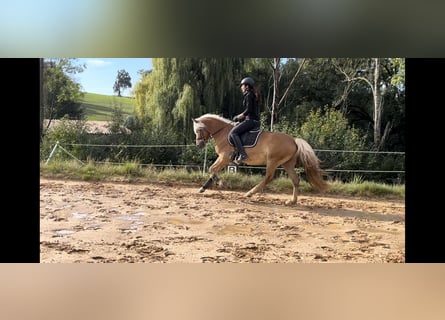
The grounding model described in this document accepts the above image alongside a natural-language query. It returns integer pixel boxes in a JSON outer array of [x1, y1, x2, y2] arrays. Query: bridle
[[195, 123, 231, 144]]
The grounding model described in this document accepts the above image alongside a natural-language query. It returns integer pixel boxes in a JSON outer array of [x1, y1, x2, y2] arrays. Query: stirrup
[[234, 153, 248, 165]]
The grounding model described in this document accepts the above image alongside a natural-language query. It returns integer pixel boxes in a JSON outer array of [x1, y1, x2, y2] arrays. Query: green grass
[[79, 92, 136, 121], [40, 160, 405, 200]]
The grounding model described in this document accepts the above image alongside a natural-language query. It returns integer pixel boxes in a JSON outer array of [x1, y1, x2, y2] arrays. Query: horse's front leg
[[199, 174, 219, 193], [198, 155, 228, 193]]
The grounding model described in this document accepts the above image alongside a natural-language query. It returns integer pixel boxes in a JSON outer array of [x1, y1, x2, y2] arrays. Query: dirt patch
[[43, 120, 131, 134], [40, 177, 405, 263]]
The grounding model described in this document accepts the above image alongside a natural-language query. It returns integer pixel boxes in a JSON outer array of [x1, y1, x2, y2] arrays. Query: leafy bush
[[275, 107, 369, 181], [40, 116, 90, 161]]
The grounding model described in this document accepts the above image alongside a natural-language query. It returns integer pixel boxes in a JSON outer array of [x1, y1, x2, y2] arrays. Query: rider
[[229, 77, 260, 165]]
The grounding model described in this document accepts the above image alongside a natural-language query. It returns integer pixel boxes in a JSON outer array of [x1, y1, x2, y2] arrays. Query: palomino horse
[[192, 113, 328, 204]]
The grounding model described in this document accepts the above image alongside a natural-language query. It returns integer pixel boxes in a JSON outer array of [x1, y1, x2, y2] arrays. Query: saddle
[[228, 127, 262, 148]]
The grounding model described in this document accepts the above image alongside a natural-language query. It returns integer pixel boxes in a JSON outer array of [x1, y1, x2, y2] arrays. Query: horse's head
[[192, 114, 233, 148], [192, 117, 211, 148]]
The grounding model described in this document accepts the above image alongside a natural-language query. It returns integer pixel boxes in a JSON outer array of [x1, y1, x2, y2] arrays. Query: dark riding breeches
[[229, 119, 259, 140]]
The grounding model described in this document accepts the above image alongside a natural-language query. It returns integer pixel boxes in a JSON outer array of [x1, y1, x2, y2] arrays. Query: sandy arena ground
[[40, 177, 405, 263]]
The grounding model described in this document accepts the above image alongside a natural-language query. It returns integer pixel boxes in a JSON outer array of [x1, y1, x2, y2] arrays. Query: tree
[[331, 58, 404, 150], [40, 58, 44, 141], [133, 58, 245, 141], [269, 58, 281, 131], [113, 69, 132, 97], [42, 58, 85, 134], [267, 58, 306, 131], [107, 104, 125, 134]]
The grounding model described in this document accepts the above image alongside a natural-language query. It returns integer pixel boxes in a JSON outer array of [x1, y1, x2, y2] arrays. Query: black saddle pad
[[228, 129, 262, 148]]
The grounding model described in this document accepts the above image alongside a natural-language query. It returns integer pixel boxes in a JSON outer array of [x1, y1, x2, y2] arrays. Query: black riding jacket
[[241, 90, 259, 121]]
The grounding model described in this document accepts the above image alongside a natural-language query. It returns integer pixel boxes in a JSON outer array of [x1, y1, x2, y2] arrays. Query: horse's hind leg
[[245, 162, 279, 198], [282, 160, 300, 205]]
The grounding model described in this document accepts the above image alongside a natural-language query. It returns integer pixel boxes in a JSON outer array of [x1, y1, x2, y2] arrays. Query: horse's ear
[[192, 117, 197, 123]]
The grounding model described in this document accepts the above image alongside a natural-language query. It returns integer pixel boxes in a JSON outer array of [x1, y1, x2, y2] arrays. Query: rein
[[195, 117, 234, 145], [208, 123, 232, 138]]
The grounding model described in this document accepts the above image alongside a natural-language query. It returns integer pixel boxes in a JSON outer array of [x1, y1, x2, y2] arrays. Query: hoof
[[198, 187, 205, 193], [245, 192, 253, 198]]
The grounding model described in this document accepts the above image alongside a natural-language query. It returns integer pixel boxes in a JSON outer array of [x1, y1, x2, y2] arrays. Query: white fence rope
[[47, 142, 405, 176], [67, 143, 405, 155]]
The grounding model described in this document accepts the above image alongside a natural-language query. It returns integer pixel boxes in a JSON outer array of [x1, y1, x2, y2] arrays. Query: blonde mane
[[194, 113, 233, 131], [197, 113, 232, 124]]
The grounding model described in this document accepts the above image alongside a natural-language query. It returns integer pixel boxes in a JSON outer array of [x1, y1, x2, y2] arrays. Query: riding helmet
[[240, 77, 255, 87]]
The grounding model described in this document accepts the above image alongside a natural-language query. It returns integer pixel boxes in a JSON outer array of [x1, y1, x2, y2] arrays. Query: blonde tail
[[294, 138, 329, 192]]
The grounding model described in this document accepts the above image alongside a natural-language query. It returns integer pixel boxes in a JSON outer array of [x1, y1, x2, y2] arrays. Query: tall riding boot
[[232, 134, 248, 164]]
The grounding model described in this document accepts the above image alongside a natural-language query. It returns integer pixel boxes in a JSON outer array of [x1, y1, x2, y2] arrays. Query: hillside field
[[79, 92, 136, 121]]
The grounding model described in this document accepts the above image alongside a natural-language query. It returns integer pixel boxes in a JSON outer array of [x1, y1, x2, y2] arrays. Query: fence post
[[45, 141, 85, 165], [202, 144, 208, 175], [45, 141, 60, 164]]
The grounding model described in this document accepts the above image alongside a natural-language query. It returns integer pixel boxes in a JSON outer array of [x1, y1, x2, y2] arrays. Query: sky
[[72, 58, 153, 96]]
